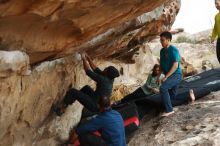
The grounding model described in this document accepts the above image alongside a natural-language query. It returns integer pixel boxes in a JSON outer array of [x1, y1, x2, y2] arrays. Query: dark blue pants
[[217, 38, 220, 63], [63, 85, 99, 112], [121, 87, 148, 104], [160, 73, 182, 112]]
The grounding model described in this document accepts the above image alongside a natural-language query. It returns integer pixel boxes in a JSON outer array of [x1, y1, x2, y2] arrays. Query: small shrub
[[175, 36, 198, 44]]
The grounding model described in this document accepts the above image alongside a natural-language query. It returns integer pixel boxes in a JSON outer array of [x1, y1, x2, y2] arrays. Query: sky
[[172, 0, 218, 34]]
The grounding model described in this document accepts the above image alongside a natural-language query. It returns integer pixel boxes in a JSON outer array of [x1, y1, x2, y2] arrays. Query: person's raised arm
[[81, 53, 91, 71], [85, 54, 98, 71], [85, 53, 103, 74], [81, 53, 103, 82]]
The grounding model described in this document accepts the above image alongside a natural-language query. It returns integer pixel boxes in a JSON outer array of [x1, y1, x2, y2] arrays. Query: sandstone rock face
[[0, 0, 180, 64], [0, 44, 159, 146], [0, 51, 30, 77], [0, 55, 84, 146]]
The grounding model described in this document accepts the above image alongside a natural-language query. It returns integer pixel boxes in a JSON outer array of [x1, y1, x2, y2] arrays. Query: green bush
[[175, 36, 198, 44]]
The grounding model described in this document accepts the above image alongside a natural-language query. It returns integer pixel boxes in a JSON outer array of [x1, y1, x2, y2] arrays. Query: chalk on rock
[[0, 50, 30, 77], [74, 52, 82, 61]]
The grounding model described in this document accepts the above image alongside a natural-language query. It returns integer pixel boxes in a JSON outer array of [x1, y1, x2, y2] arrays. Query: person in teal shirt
[[120, 64, 164, 104], [159, 31, 182, 117], [211, 0, 220, 63]]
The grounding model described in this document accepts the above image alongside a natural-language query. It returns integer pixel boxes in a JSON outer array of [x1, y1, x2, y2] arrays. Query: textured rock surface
[[0, 0, 180, 64], [0, 56, 84, 146], [128, 91, 220, 146], [0, 51, 30, 77], [0, 44, 158, 146]]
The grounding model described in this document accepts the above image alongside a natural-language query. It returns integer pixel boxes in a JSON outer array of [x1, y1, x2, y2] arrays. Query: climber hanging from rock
[[53, 53, 120, 116]]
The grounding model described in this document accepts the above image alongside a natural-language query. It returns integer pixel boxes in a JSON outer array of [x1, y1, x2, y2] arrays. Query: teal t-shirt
[[160, 45, 182, 75]]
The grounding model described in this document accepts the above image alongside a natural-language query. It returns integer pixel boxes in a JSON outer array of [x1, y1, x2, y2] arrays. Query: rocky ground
[[128, 91, 220, 146]]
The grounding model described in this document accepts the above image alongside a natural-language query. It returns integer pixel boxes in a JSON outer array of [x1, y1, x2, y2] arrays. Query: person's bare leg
[[189, 89, 195, 105]]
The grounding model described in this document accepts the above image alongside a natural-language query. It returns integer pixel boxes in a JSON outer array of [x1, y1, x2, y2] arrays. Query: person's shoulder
[[110, 110, 122, 117], [94, 69, 110, 80], [103, 75, 114, 83], [111, 109, 120, 114], [104, 110, 122, 119], [215, 12, 220, 19], [170, 45, 178, 49], [169, 45, 179, 52], [94, 67, 102, 72]]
